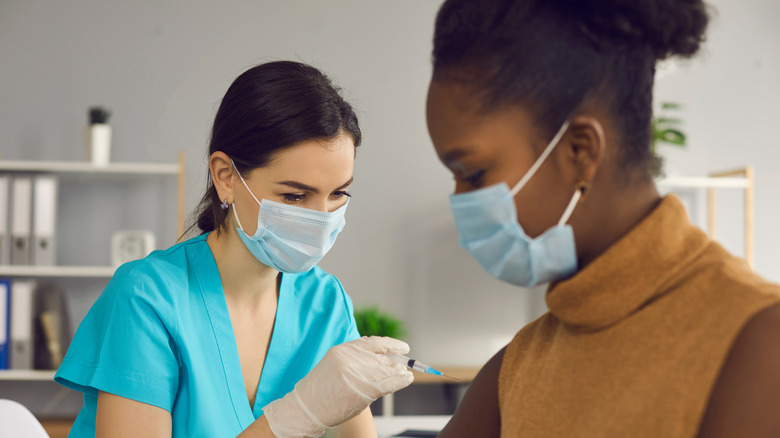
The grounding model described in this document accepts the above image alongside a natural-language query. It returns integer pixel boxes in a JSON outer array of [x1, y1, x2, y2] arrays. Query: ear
[[209, 151, 236, 204], [565, 115, 606, 186]]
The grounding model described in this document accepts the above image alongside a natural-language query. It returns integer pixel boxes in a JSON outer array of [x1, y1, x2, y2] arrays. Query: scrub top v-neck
[[55, 233, 361, 438]]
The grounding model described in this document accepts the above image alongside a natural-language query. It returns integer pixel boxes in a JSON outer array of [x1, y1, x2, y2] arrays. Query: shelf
[[655, 176, 750, 189], [0, 370, 56, 381], [0, 160, 179, 175], [0, 265, 116, 278]]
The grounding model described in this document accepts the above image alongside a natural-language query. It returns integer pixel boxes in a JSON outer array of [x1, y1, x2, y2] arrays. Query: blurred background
[[0, 0, 778, 422]]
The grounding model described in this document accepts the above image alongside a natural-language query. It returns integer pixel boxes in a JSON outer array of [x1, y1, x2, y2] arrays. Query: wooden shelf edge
[[655, 176, 750, 189], [411, 367, 480, 384]]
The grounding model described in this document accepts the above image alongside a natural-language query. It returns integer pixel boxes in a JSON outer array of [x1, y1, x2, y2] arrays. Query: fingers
[[350, 336, 410, 355], [372, 369, 414, 396]]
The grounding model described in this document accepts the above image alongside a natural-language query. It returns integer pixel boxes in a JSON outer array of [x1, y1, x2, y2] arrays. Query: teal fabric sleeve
[[55, 259, 180, 412]]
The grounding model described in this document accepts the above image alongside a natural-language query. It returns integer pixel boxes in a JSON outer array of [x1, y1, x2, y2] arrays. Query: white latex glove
[[262, 336, 414, 438]]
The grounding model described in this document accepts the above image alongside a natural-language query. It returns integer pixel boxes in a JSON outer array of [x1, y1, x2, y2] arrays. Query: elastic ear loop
[[230, 158, 263, 233], [558, 182, 589, 226], [510, 120, 572, 197]]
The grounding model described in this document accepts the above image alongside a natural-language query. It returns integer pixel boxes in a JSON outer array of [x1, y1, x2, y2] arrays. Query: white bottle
[[86, 107, 111, 166]]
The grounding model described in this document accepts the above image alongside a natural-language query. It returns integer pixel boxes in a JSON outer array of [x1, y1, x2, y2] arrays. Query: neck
[[576, 179, 662, 269], [207, 225, 280, 305]]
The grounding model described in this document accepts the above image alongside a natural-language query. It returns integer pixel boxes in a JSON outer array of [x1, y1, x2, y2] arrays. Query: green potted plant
[[650, 102, 687, 177], [354, 307, 406, 339]]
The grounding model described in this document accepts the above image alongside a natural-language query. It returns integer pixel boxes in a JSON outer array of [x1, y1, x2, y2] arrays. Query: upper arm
[[438, 346, 505, 438], [697, 303, 780, 438], [323, 407, 375, 438], [96, 391, 171, 438]]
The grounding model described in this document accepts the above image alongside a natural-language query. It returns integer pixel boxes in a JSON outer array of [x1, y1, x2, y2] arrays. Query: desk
[[374, 415, 451, 437]]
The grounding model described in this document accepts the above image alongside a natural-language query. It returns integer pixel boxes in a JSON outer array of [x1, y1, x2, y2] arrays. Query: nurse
[[425, 0, 780, 437], [55, 61, 413, 437]]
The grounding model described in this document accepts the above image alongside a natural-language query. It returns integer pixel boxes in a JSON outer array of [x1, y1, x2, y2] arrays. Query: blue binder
[[0, 278, 10, 369]]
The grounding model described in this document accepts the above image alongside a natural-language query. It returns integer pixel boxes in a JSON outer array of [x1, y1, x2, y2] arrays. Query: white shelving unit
[[0, 153, 186, 382], [0, 370, 56, 381], [0, 161, 179, 175], [655, 166, 754, 268], [0, 265, 115, 278]]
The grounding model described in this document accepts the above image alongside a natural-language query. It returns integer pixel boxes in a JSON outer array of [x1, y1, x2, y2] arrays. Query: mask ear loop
[[510, 120, 572, 197], [230, 159, 262, 232], [558, 182, 589, 226]]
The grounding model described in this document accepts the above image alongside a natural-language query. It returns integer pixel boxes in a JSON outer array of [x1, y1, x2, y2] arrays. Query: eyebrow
[[275, 176, 353, 194]]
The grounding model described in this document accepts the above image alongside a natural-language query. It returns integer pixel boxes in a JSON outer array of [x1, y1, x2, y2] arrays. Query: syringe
[[387, 354, 461, 382]]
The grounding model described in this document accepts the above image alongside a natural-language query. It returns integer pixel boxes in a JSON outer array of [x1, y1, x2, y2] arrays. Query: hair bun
[[558, 0, 710, 60]]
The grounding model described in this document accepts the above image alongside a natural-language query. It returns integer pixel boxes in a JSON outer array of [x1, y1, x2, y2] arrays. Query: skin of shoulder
[[696, 302, 780, 438], [438, 346, 505, 438]]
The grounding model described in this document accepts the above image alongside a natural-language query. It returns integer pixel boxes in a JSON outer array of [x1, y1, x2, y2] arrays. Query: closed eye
[[461, 170, 485, 187]]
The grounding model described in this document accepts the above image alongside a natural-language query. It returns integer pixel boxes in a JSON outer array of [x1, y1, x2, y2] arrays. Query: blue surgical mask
[[449, 121, 581, 287], [230, 160, 348, 273]]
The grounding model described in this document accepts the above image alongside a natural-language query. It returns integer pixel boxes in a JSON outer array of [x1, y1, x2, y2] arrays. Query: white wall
[[1, 0, 778, 385], [654, 0, 780, 277]]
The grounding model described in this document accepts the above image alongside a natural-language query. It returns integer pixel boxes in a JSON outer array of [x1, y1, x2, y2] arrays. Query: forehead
[[426, 80, 537, 160], [247, 135, 355, 180]]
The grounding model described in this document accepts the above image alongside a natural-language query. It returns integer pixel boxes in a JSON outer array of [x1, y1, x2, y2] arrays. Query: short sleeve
[[333, 276, 361, 343], [55, 259, 180, 411]]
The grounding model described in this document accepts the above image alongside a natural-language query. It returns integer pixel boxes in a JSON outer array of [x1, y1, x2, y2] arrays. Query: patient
[[424, 0, 780, 437]]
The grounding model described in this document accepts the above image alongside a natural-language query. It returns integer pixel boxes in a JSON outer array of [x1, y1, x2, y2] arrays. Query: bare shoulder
[[438, 346, 505, 438], [697, 302, 780, 438]]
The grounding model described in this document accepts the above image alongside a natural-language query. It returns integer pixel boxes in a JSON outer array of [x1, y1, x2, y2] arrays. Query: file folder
[[10, 279, 35, 369], [0, 278, 10, 369], [11, 177, 32, 265], [0, 176, 8, 265], [32, 176, 58, 266]]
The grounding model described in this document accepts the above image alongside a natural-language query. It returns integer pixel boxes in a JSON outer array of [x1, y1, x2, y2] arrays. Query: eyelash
[[462, 170, 485, 187], [281, 191, 352, 204]]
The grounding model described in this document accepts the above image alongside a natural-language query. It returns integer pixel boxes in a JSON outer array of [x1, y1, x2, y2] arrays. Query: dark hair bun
[[559, 0, 710, 60]]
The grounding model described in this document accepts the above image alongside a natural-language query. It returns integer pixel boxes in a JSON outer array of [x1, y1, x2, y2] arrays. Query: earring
[[576, 181, 590, 200], [220, 200, 229, 210]]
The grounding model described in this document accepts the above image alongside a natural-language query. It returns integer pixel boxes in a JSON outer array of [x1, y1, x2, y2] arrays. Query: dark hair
[[432, 0, 709, 174], [190, 61, 362, 236]]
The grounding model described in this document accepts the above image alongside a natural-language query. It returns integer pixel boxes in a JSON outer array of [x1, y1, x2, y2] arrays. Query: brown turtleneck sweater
[[498, 195, 780, 437]]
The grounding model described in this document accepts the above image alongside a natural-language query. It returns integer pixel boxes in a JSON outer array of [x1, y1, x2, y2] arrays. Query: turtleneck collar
[[546, 195, 711, 331]]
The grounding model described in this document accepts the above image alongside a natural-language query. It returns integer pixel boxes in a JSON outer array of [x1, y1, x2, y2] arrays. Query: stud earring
[[576, 181, 590, 200], [220, 200, 229, 210]]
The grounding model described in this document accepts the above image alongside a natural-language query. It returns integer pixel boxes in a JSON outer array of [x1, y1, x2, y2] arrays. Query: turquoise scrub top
[[55, 233, 361, 438]]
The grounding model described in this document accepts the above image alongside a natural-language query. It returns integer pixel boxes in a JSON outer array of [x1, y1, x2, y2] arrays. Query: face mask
[[449, 121, 582, 287], [230, 160, 348, 273]]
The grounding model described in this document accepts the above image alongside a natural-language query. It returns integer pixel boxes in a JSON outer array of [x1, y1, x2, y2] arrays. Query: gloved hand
[[262, 336, 414, 438]]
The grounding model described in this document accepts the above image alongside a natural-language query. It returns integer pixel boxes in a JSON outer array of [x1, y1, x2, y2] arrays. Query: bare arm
[[98, 391, 277, 438], [438, 347, 505, 438], [323, 408, 376, 438], [95, 392, 172, 438], [697, 303, 780, 438]]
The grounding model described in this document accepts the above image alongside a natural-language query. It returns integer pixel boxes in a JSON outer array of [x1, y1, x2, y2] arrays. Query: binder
[[0, 176, 9, 265], [32, 176, 58, 266], [10, 177, 32, 265], [0, 278, 10, 369], [9, 279, 35, 369]]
